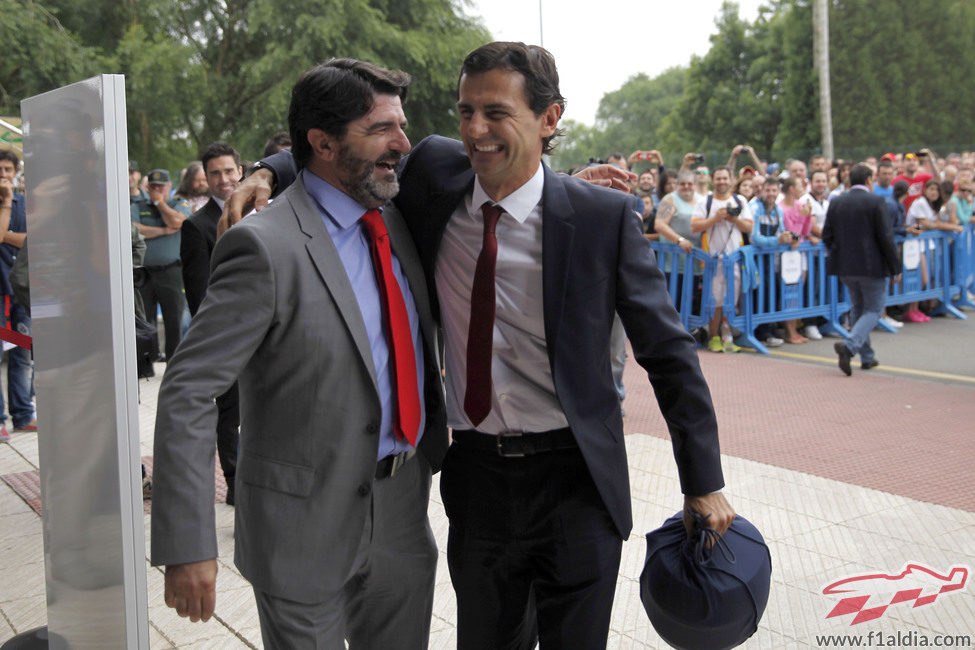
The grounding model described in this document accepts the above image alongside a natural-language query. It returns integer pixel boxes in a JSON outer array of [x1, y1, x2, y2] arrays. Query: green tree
[[0, 0, 106, 115], [659, 2, 782, 158], [14, 0, 490, 170]]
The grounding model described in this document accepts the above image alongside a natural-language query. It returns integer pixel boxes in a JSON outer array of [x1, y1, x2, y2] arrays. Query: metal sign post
[[7, 75, 149, 649]]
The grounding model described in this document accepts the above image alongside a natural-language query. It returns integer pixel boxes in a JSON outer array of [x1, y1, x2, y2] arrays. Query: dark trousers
[[139, 262, 186, 360], [215, 382, 239, 488], [440, 437, 623, 650], [253, 453, 437, 648]]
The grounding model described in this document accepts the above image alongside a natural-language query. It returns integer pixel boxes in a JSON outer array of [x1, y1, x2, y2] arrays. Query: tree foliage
[[0, 0, 106, 115], [12, 0, 490, 169], [555, 0, 975, 171]]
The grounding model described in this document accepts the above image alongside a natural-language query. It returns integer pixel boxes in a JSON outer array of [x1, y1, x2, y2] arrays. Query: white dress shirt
[[435, 163, 568, 434]]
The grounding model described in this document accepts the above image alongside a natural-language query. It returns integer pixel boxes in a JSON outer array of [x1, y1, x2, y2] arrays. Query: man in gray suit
[[150, 60, 447, 648]]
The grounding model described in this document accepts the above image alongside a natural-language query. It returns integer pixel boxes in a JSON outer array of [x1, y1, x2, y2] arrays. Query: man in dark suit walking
[[180, 141, 244, 503], [235, 42, 733, 649], [823, 163, 902, 376]]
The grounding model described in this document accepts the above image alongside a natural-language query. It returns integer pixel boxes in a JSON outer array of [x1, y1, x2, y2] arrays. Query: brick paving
[[622, 346, 975, 512]]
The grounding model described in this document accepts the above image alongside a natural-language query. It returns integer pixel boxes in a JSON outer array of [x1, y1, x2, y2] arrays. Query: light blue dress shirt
[[303, 170, 425, 460]]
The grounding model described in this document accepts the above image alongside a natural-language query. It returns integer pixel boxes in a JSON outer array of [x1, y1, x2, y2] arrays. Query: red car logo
[[822, 563, 969, 625]]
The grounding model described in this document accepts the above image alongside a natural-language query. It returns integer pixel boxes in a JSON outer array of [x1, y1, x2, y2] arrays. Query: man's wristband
[[0, 204, 10, 209]]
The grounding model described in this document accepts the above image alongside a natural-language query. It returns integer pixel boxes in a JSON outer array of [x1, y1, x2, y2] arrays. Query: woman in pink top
[[777, 176, 820, 343]]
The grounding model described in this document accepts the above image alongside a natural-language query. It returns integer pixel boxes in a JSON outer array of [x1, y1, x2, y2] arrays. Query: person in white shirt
[[691, 165, 754, 352]]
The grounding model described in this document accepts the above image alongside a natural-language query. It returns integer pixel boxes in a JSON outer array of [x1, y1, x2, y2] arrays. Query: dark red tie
[[464, 203, 503, 426], [360, 209, 421, 446]]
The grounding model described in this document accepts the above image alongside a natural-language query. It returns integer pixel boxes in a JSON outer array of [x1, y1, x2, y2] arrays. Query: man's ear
[[307, 129, 339, 162], [539, 103, 562, 139]]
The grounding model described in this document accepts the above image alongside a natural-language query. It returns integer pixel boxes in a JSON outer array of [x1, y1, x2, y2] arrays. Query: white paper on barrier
[[781, 250, 803, 285], [903, 238, 921, 270]]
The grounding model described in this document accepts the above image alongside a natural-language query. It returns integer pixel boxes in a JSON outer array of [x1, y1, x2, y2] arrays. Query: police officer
[[131, 169, 191, 362]]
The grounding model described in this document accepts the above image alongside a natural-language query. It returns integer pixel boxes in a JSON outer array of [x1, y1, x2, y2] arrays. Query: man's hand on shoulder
[[683, 492, 735, 540], [572, 164, 636, 193], [164, 559, 218, 622], [217, 169, 274, 240]]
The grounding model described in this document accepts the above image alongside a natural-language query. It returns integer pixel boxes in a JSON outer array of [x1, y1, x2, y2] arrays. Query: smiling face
[[0, 159, 16, 183], [457, 68, 560, 201], [204, 155, 242, 202], [712, 169, 732, 197], [307, 93, 410, 209]]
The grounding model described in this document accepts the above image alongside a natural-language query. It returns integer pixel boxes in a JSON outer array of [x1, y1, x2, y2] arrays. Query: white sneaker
[[763, 336, 784, 348], [803, 325, 823, 340], [881, 315, 903, 329]]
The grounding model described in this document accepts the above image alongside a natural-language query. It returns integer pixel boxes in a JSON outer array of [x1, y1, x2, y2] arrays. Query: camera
[[726, 205, 742, 217], [693, 154, 705, 164]]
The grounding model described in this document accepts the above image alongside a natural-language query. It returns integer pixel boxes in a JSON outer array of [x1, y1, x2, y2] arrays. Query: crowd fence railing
[[650, 228, 970, 354]]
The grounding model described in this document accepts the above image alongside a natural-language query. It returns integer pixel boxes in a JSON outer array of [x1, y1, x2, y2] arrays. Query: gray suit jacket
[[150, 175, 447, 603]]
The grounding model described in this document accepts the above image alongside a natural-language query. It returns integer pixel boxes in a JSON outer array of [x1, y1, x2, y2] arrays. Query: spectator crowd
[[580, 146, 973, 351]]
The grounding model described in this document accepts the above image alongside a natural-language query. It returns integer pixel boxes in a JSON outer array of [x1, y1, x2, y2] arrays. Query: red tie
[[464, 203, 503, 426], [360, 209, 421, 446]]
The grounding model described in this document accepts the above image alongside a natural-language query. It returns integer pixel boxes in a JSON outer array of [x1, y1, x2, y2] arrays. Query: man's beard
[[338, 145, 401, 209]]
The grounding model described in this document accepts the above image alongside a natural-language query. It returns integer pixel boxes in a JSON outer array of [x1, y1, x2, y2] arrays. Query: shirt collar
[[850, 185, 870, 192], [471, 163, 545, 224], [212, 195, 226, 211], [302, 168, 374, 229]]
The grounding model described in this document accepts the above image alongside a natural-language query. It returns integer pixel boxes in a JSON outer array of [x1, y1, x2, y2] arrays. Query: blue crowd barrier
[[649, 242, 718, 332], [951, 223, 975, 310], [720, 243, 838, 353], [652, 228, 972, 354], [890, 231, 966, 320]]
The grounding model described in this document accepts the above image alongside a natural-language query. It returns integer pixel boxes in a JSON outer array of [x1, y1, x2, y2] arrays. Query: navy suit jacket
[[264, 135, 725, 538], [823, 188, 902, 278], [181, 197, 222, 315]]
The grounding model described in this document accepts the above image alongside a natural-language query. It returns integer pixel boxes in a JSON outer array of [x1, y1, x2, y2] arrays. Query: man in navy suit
[[232, 42, 733, 649], [180, 141, 244, 504], [823, 163, 902, 376]]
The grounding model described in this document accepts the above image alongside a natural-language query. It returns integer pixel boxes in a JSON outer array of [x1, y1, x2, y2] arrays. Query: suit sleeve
[[822, 201, 837, 250], [615, 203, 724, 495], [180, 219, 210, 316], [151, 224, 277, 567], [261, 149, 299, 198]]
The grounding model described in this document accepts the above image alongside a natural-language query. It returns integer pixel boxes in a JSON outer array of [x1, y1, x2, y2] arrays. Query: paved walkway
[[1, 314, 973, 648]]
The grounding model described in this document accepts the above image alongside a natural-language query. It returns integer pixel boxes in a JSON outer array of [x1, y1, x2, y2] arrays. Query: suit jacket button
[[358, 482, 371, 497], [366, 422, 379, 434]]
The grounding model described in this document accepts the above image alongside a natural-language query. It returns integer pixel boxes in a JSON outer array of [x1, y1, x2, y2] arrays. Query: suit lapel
[[287, 177, 380, 393], [384, 203, 432, 331], [540, 165, 575, 361]]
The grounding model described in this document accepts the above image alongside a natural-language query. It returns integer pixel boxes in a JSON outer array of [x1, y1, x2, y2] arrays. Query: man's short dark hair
[[288, 59, 411, 168], [201, 142, 241, 174], [849, 163, 873, 186], [711, 165, 733, 179], [893, 179, 909, 200], [0, 150, 20, 168], [263, 131, 292, 158], [878, 160, 894, 170], [811, 169, 828, 182], [459, 42, 566, 155]]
